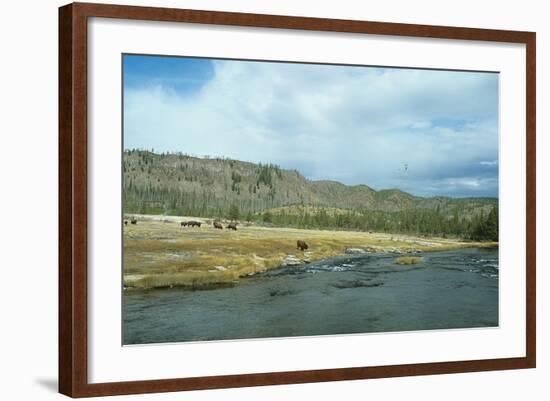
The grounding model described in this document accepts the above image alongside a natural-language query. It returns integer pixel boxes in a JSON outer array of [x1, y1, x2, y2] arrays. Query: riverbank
[[124, 248, 499, 343], [123, 215, 497, 290]]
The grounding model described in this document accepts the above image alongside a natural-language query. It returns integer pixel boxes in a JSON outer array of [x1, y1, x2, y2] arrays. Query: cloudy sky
[[123, 55, 499, 198]]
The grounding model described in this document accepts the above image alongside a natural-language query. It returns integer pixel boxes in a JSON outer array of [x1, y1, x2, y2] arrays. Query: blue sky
[[123, 54, 499, 198]]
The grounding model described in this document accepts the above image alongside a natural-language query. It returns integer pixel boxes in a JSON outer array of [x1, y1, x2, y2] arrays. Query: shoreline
[[124, 245, 498, 293], [123, 215, 497, 291]]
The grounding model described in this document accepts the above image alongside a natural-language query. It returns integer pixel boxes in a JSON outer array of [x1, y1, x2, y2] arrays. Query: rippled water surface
[[123, 248, 498, 344]]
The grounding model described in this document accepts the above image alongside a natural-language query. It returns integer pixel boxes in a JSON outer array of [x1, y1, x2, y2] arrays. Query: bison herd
[[181, 220, 202, 228], [179, 220, 238, 230], [124, 218, 238, 230], [123, 217, 310, 252]]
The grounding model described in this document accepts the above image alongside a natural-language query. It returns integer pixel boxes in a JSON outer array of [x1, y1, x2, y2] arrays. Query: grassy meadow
[[123, 215, 497, 290]]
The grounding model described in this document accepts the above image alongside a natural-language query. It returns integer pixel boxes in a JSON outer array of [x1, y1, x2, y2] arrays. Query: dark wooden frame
[[59, 2, 536, 397]]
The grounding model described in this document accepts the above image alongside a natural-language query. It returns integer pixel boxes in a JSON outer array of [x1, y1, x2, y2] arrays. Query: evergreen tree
[[262, 211, 273, 223], [228, 204, 240, 220]]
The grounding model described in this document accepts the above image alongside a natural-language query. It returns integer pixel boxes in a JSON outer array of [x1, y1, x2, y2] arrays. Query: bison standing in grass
[[227, 222, 238, 231], [188, 221, 201, 228], [180, 221, 188, 227], [213, 221, 223, 230], [131, 218, 137, 225], [297, 240, 309, 251]]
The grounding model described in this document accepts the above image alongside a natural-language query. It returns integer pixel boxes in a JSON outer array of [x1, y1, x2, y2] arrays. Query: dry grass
[[394, 256, 423, 265], [123, 215, 497, 289]]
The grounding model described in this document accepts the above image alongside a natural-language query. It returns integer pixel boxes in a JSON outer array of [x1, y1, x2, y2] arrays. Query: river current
[[123, 248, 498, 344]]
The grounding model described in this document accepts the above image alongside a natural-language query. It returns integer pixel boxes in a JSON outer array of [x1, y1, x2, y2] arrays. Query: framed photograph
[[59, 2, 536, 397]]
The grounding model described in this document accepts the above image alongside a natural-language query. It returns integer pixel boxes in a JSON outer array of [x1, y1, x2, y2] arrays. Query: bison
[[130, 218, 137, 225], [213, 221, 223, 230], [180, 221, 188, 227], [187, 221, 202, 228], [226, 222, 238, 231], [124, 220, 128, 226], [296, 240, 309, 251]]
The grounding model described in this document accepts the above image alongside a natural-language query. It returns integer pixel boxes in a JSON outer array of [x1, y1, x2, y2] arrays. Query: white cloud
[[124, 60, 499, 197], [479, 160, 498, 166]]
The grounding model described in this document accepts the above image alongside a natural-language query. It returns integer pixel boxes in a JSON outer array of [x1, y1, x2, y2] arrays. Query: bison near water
[[213, 221, 223, 230], [227, 222, 238, 231], [296, 240, 309, 251]]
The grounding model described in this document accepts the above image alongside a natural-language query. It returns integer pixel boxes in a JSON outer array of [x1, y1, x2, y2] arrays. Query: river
[[123, 248, 498, 345]]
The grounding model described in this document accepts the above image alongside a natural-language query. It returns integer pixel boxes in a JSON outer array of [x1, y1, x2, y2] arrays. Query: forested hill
[[123, 150, 498, 239]]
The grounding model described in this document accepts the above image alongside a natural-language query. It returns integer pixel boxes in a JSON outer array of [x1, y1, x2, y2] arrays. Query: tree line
[[252, 205, 498, 241], [124, 186, 498, 241]]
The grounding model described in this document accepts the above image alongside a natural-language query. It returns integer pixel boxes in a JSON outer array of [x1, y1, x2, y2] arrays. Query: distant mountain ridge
[[123, 150, 497, 219]]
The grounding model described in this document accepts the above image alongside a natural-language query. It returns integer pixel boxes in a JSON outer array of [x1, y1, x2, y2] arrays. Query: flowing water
[[123, 248, 498, 345]]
